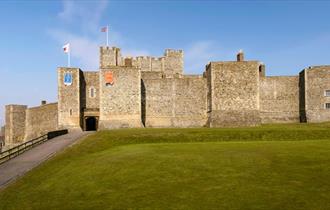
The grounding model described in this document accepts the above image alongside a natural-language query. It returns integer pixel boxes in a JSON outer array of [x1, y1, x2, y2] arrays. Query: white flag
[[63, 43, 70, 53]]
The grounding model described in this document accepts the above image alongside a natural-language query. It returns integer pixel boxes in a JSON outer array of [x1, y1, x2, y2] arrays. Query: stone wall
[[5, 105, 27, 145], [142, 76, 173, 127], [58, 67, 82, 129], [142, 73, 208, 127], [207, 61, 261, 127], [5, 46, 330, 137], [120, 49, 183, 76], [99, 66, 142, 129], [260, 76, 300, 123], [304, 66, 330, 122], [81, 72, 99, 110], [173, 75, 208, 127], [25, 103, 58, 140]]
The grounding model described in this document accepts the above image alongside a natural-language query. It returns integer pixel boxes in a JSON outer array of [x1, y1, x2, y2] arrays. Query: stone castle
[[2, 46, 330, 149]]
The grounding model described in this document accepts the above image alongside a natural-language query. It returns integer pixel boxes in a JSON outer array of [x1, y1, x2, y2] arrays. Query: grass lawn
[[1, 123, 330, 210]]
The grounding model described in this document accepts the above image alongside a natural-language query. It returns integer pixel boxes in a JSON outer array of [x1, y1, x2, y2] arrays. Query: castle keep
[[3, 46, 330, 148]]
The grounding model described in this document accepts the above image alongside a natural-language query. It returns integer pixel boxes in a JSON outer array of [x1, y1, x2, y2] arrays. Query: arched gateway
[[85, 117, 98, 131]]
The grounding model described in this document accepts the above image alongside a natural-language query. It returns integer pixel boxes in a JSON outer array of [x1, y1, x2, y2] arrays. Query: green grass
[[1, 123, 330, 210]]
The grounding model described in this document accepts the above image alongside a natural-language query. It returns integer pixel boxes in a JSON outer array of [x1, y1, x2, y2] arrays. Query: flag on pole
[[62, 43, 71, 67], [101, 26, 108, 32], [63, 43, 70, 53], [101, 26, 109, 46]]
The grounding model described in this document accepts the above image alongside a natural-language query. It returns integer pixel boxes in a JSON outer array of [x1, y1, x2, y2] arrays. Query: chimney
[[41, 100, 47, 105], [259, 63, 266, 77], [237, 49, 244, 62]]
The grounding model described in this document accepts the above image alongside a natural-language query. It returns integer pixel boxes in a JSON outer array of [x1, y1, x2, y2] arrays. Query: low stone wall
[[260, 76, 300, 123], [24, 103, 58, 140]]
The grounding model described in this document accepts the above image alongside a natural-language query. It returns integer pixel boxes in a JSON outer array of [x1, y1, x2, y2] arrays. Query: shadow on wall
[[141, 79, 146, 127]]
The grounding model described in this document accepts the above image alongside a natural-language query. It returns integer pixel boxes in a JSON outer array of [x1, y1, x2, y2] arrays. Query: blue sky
[[1, 0, 330, 126]]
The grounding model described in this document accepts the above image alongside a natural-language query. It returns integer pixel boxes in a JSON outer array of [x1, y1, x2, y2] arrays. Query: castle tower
[[164, 49, 184, 76], [100, 46, 122, 68], [57, 67, 82, 130], [5, 104, 27, 146], [206, 51, 261, 127]]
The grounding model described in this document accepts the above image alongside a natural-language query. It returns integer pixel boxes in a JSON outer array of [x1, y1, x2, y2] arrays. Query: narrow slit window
[[90, 87, 96, 98], [325, 90, 330, 97], [69, 109, 73, 116]]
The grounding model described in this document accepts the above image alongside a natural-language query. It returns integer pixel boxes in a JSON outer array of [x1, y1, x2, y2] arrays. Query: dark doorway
[[85, 117, 97, 131]]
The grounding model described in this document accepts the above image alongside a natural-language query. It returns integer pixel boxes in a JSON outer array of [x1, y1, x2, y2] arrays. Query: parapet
[[100, 46, 184, 75], [164, 49, 184, 57], [100, 46, 120, 54]]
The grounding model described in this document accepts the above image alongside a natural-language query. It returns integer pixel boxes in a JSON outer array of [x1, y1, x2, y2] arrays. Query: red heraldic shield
[[105, 72, 114, 85]]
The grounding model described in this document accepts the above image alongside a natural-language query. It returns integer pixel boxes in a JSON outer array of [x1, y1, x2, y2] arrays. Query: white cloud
[[50, 0, 149, 70], [58, 0, 108, 32], [49, 30, 100, 69]]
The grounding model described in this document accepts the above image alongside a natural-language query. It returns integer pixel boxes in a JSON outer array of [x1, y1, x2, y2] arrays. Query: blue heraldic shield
[[64, 73, 73, 86]]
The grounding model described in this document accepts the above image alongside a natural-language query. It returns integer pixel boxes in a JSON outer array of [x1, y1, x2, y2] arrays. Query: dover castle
[[3, 46, 330, 148]]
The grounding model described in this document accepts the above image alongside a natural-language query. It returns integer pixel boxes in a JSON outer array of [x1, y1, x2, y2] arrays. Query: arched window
[[89, 87, 96, 98]]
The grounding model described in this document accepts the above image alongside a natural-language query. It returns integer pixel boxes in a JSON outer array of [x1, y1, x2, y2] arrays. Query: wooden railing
[[0, 129, 68, 165]]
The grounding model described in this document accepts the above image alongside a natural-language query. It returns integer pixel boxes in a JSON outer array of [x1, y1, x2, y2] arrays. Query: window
[[325, 103, 330, 109], [89, 87, 96, 98], [325, 90, 330, 97], [69, 109, 73, 116]]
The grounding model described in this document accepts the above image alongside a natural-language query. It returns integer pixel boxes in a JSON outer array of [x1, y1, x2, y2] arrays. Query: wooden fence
[[0, 130, 68, 165]]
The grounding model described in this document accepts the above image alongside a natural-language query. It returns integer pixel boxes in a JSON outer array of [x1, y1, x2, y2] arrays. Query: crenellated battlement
[[100, 46, 120, 51], [100, 47, 184, 75], [164, 49, 184, 57], [136, 56, 151, 60]]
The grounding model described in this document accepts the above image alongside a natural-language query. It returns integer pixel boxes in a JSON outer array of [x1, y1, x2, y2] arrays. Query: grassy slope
[[1, 124, 330, 210]]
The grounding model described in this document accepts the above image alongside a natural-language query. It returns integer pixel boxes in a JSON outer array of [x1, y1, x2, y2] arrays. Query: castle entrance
[[85, 117, 98, 131]]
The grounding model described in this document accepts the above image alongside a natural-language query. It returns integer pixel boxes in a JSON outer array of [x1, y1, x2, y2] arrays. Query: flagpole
[[68, 49, 71, 67], [106, 25, 109, 46]]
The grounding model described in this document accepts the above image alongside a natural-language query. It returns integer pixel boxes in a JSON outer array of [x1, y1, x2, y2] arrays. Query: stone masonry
[[3, 46, 330, 148]]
